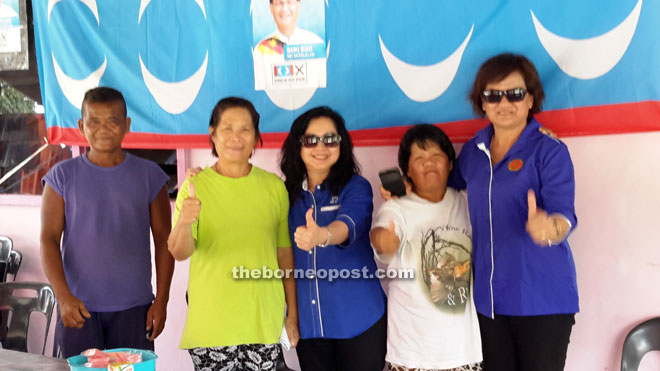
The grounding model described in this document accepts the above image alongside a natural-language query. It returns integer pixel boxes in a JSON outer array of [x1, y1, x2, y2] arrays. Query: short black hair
[[398, 124, 455, 183], [469, 53, 545, 122], [279, 106, 360, 204], [82, 87, 127, 117], [208, 97, 262, 157]]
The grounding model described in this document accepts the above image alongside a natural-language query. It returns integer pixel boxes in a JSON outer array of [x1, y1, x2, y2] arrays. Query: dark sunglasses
[[482, 88, 527, 103], [300, 133, 342, 148]]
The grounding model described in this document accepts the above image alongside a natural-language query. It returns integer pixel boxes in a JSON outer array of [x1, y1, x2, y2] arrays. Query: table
[[0, 348, 69, 370]]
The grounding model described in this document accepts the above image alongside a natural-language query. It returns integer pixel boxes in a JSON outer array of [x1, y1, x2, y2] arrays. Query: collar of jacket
[[301, 177, 326, 192], [474, 117, 543, 157]]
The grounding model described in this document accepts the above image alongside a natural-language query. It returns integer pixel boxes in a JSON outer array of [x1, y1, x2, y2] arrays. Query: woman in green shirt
[[169, 97, 299, 371]]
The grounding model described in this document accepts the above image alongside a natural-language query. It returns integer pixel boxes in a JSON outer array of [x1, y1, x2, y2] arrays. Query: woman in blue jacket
[[452, 53, 578, 371], [280, 106, 387, 371]]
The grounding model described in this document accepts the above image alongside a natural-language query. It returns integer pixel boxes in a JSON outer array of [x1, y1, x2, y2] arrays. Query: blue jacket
[[451, 118, 579, 318], [290, 175, 386, 339]]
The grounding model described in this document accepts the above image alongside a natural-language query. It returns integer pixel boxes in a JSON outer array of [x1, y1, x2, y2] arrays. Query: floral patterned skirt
[[188, 343, 280, 371], [389, 361, 483, 371]]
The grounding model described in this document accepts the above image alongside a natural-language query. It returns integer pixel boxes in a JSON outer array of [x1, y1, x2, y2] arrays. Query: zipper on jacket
[[477, 142, 496, 319], [306, 189, 325, 337]]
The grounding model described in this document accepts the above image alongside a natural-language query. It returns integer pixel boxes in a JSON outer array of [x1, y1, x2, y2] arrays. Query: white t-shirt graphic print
[[372, 188, 482, 369]]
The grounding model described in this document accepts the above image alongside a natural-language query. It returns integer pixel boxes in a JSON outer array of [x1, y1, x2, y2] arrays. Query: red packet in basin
[[68, 348, 156, 371]]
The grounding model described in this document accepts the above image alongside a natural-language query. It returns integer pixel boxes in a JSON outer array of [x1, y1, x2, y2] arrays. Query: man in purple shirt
[[40, 87, 174, 357]]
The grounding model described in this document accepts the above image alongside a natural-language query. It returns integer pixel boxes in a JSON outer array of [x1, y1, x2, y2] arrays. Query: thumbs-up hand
[[180, 181, 201, 225], [185, 166, 202, 179], [294, 208, 325, 251], [525, 189, 555, 246], [370, 221, 401, 255], [383, 221, 401, 251]]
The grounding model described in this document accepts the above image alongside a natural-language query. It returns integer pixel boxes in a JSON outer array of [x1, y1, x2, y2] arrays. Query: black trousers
[[54, 304, 154, 358], [477, 313, 575, 371], [296, 312, 387, 371]]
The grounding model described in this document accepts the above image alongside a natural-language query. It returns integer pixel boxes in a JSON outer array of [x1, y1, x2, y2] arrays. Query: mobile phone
[[378, 167, 406, 197]]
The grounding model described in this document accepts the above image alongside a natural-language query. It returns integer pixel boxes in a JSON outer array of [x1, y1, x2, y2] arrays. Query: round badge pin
[[508, 158, 523, 172]]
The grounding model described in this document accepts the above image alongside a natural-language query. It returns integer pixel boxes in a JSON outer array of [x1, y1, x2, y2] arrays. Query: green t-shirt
[[173, 165, 291, 348]]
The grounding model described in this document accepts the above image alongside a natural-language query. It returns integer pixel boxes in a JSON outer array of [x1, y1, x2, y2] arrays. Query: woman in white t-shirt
[[371, 124, 483, 371]]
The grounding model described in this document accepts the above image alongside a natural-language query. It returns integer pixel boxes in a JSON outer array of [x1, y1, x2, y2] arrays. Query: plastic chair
[[0, 282, 55, 355], [6, 250, 22, 281], [0, 236, 12, 282], [621, 317, 660, 371]]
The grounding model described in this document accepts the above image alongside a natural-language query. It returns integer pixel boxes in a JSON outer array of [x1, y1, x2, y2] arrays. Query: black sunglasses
[[300, 133, 342, 148], [482, 88, 527, 103]]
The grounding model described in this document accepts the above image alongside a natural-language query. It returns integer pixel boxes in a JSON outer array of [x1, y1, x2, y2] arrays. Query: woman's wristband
[[318, 227, 331, 247]]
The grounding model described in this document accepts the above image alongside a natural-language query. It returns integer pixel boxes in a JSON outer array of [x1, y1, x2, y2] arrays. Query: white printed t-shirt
[[372, 188, 482, 369]]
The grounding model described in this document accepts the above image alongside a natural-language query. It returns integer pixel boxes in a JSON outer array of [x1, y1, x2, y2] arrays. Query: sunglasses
[[300, 133, 342, 148], [482, 88, 527, 103]]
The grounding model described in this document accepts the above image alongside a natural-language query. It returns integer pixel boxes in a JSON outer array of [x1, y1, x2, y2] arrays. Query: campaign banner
[[33, 0, 660, 148]]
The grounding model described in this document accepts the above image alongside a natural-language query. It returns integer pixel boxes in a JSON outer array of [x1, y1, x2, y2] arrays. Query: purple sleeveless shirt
[[42, 153, 168, 312]]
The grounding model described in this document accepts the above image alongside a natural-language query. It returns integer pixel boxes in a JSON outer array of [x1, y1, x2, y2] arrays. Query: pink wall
[[1, 132, 660, 370]]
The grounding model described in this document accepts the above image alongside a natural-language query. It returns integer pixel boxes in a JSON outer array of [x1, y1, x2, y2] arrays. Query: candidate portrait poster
[[252, 0, 326, 91], [0, 0, 20, 53]]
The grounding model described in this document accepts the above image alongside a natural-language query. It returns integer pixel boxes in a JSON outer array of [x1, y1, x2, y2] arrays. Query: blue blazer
[[289, 175, 386, 339], [451, 118, 579, 318]]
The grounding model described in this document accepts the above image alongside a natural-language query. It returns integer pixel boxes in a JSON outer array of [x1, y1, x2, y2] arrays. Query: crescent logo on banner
[[51, 54, 106, 110], [139, 0, 207, 22], [531, 0, 642, 79], [138, 0, 209, 115], [32, 0, 660, 148], [48, 0, 99, 24], [379, 25, 473, 103], [48, 0, 104, 110]]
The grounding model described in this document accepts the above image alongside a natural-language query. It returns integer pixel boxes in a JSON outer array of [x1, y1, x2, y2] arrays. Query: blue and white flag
[[33, 0, 660, 148]]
